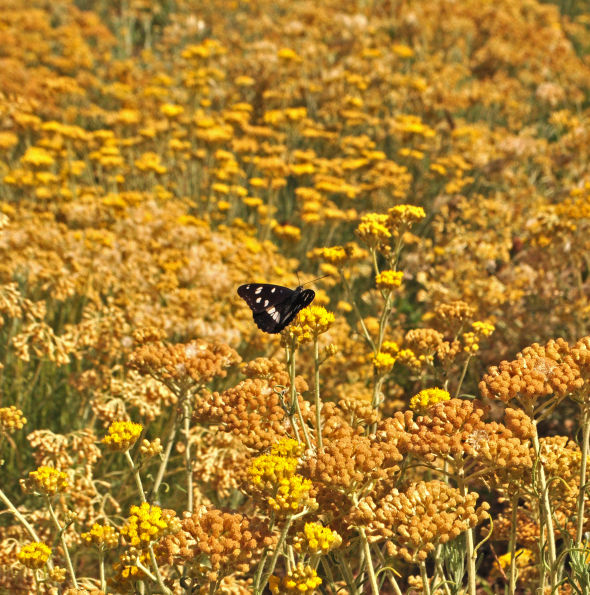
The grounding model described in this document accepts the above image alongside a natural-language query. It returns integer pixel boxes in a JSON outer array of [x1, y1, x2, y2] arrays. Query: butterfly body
[[237, 283, 315, 333]]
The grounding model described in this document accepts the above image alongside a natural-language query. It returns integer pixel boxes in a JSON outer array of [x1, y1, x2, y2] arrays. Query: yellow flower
[[248, 453, 298, 488], [134, 152, 167, 174], [356, 213, 391, 246], [21, 147, 55, 168], [120, 503, 179, 547], [272, 223, 301, 242], [373, 352, 396, 373], [293, 522, 342, 555], [392, 43, 415, 58], [17, 542, 51, 569], [268, 475, 317, 515], [271, 438, 305, 458], [28, 466, 69, 495], [278, 47, 302, 61], [270, 563, 322, 593], [81, 523, 120, 549], [410, 388, 451, 410], [0, 132, 18, 150], [102, 420, 143, 452], [496, 548, 534, 570], [388, 204, 426, 229], [0, 405, 27, 433], [160, 103, 184, 118], [288, 306, 335, 343], [462, 332, 480, 353], [308, 246, 348, 267], [375, 270, 404, 290], [472, 320, 495, 337]]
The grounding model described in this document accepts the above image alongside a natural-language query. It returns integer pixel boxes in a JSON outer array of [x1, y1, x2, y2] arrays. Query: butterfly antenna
[[302, 273, 330, 287]]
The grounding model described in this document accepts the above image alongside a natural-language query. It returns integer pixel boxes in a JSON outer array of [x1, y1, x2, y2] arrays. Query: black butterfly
[[237, 283, 315, 333]]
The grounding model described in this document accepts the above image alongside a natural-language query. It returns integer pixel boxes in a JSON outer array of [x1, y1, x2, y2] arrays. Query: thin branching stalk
[[183, 398, 194, 514], [286, 341, 312, 450], [575, 404, 590, 545], [457, 470, 476, 595], [258, 514, 297, 594], [313, 336, 323, 449], [419, 559, 432, 595], [150, 411, 179, 502], [47, 499, 78, 589], [125, 449, 147, 503], [148, 543, 173, 595], [334, 550, 359, 595], [340, 273, 376, 352], [508, 491, 519, 595], [530, 418, 557, 587], [0, 488, 47, 548], [454, 354, 472, 398], [99, 549, 106, 593], [357, 526, 380, 595]]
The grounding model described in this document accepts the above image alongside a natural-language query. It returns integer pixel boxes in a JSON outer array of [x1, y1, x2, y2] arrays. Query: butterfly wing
[[237, 284, 293, 313], [238, 284, 316, 333]]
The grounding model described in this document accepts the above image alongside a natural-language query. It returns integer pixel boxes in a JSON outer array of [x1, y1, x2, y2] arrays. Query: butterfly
[[237, 283, 315, 334]]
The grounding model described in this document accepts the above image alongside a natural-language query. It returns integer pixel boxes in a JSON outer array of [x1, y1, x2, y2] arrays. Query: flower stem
[[419, 560, 432, 595], [183, 398, 194, 514], [258, 516, 295, 593], [150, 411, 179, 502], [313, 337, 323, 450], [47, 499, 78, 589], [286, 341, 312, 450], [125, 449, 147, 503], [358, 526, 380, 595], [576, 405, 590, 545], [508, 491, 519, 595]]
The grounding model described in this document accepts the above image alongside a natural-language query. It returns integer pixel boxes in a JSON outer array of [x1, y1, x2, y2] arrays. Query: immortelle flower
[[269, 563, 322, 593], [373, 351, 396, 373], [410, 388, 451, 410], [387, 204, 426, 231], [0, 405, 27, 433], [355, 213, 391, 247], [292, 522, 343, 555], [102, 420, 143, 452], [27, 466, 69, 495], [17, 542, 51, 569], [375, 270, 404, 290], [288, 306, 335, 344], [81, 523, 120, 549], [120, 503, 180, 548]]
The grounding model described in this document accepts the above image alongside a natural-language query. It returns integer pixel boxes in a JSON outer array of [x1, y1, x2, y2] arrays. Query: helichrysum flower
[[373, 352, 396, 373], [268, 475, 317, 514], [21, 147, 55, 168], [270, 438, 305, 458], [120, 503, 179, 547], [356, 213, 391, 246], [288, 306, 335, 343], [81, 523, 120, 549], [410, 388, 451, 410], [388, 204, 426, 229], [472, 320, 495, 337], [376, 270, 404, 290], [102, 420, 143, 451], [0, 405, 27, 433], [140, 438, 163, 458], [293, 522, 342, 555], [28, 466, 69, 495], [17, 542, 51, 569], [248, 453, 298, 488], [270, 563, 322, 593]]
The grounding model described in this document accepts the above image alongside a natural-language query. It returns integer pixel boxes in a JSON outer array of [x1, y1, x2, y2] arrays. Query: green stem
[[419, 560, 432, 595], [454, 354, 472, 398], [47, 500, 78, 589], [148, 543, 172, 595], [457, 471, 476, 595], [258, 516, 295, 593], [183, 398, 194, 514], [313, 337, 323, 450], [125, 450, 147, 503], [286, 342, 312, 451], [150, 411, 179, 502], [507, 491, 519, 595], [341, 273, 376, 352], [575, 405, 590, 545], [99, 549, 106, 593], [358, 526, 379, 595], [335, 550, 359, 595], [531, 418, 557, 587]]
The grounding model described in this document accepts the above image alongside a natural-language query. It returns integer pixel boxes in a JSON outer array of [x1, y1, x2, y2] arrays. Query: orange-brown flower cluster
[[128, 339, 241, 389], [350, 480, 489, 562], [479, 337, 590, 408]]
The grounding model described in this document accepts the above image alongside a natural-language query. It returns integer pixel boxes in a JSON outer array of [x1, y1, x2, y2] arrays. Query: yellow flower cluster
[[248, 453, 299, 489], [388, 204, 427, 228], [292, 522, 343, 555], [356, 213, 391, 246], [17, 542, 51, 569], [81, 523, 119, 549], [288, 306, 335, 343], [472, 320, 496, 337], [373, 352, 396, 373], [0, 405, 27, 433], [375, 270, 404, 290], [270, 438, 305, 458], [410, 388, 451, 410], [102, 420, 143, 452], [120, 503, 179, 547], [28, 465, 69, 495], [269, 563, 322, 593], [268, 475, 317, 515]]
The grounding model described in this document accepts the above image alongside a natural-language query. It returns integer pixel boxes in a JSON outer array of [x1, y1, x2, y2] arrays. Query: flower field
[[2, 0, 590, 592]]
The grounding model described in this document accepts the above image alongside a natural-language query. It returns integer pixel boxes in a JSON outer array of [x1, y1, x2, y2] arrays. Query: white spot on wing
[[271, 287, 276, 293], [255, 287, 263, 294], [268, 306, 275, 314], [256, 297, 261, 303], [246, 285, 251, 289], [264, 300, 269, 307], [272, 311, 281, 322]]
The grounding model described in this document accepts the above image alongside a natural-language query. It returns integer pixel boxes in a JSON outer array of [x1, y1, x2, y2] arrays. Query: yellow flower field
[[1, 0, 590, 592]]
